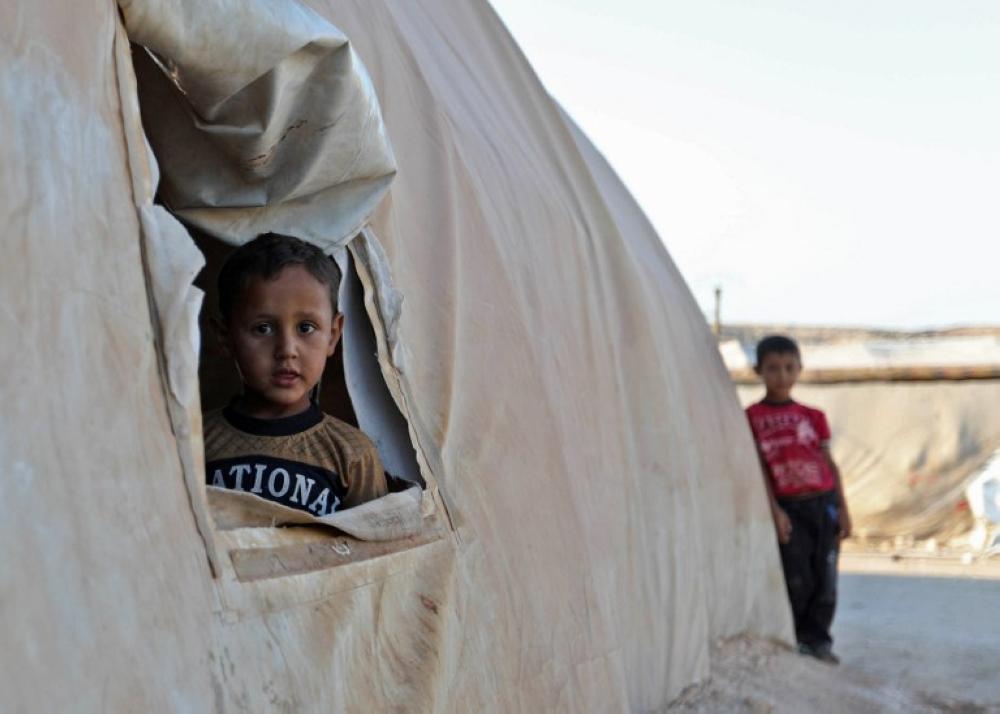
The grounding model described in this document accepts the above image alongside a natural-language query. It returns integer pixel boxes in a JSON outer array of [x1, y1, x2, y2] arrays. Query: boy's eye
[[298, 322, 318, 335], [252, 323, 274, 335]]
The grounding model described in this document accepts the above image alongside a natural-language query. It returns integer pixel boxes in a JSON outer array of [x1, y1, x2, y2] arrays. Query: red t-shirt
[[745, 400, 835, 498]]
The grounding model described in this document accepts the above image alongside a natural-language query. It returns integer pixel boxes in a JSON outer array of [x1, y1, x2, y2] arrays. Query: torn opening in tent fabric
[[121, 0, 435, 543]]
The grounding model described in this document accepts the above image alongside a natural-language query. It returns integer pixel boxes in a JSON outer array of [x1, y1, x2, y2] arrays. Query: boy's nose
[[275, 330, 298, 358]]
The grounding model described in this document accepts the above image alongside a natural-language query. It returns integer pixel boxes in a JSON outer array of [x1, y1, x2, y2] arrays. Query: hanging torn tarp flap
[[120, 0, 396, 250], [207, 485, 424, 541]]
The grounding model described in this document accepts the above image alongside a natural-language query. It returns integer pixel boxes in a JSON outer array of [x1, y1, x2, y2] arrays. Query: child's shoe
[[797, 642, 840, 665]]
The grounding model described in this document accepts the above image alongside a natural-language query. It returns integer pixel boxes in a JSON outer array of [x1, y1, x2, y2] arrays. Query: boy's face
[[755, 351, 801, 402], [223, 265, 342, 419]]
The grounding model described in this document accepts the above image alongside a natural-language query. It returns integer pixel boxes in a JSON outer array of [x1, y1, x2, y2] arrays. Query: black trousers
[[778, 491, 840, 648]]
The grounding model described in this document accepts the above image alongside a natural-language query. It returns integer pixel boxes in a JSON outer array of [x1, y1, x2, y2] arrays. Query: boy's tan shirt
[[203, 407, 388, 514]]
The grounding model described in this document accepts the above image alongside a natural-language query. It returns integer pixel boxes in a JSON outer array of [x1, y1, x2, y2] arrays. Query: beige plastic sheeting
[[1, 0, 791, 711], [740, 382, 1000, 541]]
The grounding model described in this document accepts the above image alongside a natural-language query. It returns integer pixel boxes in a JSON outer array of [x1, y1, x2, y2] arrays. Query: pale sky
[[490, 0, 1000, 329]]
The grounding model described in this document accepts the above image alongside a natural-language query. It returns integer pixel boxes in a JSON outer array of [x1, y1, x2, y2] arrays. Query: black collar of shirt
[[223, 399, 323, 437], [761, 398, 796, 407]]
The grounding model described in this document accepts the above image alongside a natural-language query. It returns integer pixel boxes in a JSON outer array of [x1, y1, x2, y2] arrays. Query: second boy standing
[[746, 335, 852, 664]]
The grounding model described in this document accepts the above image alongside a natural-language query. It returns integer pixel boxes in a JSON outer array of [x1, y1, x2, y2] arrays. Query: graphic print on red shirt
[[745, 400, 835, 498]]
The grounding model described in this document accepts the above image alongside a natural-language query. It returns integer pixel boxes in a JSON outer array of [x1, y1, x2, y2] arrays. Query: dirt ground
[[668, 553, 1000, 713]]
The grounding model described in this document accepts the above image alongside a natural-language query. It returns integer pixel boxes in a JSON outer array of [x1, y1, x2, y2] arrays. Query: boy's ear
[[327, 313, 345, 357], [211, 316, 233, 358]]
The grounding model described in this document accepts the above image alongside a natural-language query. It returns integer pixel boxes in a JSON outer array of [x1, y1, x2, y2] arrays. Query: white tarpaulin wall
[[1, 0, 791, 710], [966, 450, 1000, 551]]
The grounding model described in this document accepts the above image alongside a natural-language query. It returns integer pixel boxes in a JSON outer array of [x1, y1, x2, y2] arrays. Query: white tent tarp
[[1, 1, 791, 710]]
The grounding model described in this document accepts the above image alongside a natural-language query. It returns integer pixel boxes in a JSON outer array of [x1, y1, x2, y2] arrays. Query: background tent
[[0, 0, 791, 710], [738, 381, 1000, 542], [727, 330, 1000, 543]]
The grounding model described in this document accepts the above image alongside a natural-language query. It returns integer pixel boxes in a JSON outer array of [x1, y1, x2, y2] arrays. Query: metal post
[[713, 286, 722, 339]]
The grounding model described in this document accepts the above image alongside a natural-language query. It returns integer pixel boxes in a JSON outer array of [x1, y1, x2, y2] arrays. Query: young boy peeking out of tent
[[746, 335, 852, 665], [203, 233, 387, 516]]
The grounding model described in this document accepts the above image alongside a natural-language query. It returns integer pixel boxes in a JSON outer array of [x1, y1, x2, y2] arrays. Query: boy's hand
[[773, 507, 792, 544], [838, 509, 852, 540]]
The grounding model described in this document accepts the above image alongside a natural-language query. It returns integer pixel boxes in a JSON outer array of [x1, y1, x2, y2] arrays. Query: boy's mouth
[[272, 368, 301, 387]]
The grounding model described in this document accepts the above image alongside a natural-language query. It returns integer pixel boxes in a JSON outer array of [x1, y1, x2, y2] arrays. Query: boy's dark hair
[[217, 233, 341, 321], [755, 334, 800, 366]]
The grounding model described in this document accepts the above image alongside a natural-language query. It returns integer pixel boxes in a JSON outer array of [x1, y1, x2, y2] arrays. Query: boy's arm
[[757, 451, 792, 545], [343, 442, 389, 508], [822, 444, 852, 540]]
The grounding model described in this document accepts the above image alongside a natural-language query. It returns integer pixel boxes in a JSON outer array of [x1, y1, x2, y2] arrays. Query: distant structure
[[713, 285, 722, 340], [722, 326, 1000, 384]]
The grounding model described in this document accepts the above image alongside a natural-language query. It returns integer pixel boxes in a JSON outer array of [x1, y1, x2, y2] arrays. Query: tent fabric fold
[[122, 0, 397, 249], [207, 485, 425, 541]]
